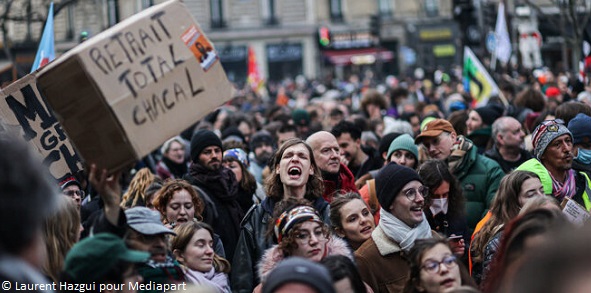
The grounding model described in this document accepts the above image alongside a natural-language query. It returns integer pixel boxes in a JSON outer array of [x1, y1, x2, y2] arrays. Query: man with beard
[[530, 119, 591, 209], [248, 130, 275, 184], [183, 130, 243, 262], [485, 117, 532, 173], [331, 120, 383, 180], [306, 131, 357, 202], [124, 207, 186, 287], [355, 163, 434, 293]]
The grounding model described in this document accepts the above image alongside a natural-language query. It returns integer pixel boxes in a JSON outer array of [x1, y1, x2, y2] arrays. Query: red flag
[[247, 47, 263, 92]]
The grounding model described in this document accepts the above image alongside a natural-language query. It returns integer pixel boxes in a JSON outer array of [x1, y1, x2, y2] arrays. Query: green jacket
[[448, 137, 504, 230]]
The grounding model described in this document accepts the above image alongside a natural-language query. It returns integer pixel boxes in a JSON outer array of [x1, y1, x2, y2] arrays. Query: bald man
[[307, 131, 357, 202]]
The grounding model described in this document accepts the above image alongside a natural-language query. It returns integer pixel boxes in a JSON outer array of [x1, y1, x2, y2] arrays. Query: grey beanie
[[387, 133, 419, 162], [531, 120, 572, 160]]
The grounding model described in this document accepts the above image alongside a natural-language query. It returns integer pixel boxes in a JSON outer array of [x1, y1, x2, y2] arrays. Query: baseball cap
[[415, 119, 456, 144], [125, 207, 176, 236], [59, 176, 81, 190]]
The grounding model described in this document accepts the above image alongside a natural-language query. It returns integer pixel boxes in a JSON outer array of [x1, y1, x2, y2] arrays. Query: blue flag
[[31, 2, 54, 72]]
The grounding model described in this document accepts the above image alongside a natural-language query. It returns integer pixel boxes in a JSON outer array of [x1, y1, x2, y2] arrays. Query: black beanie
[[375, 163, 422, 209], [190, 130, 222, 163], [474, 104, 504, 126], [250, 130, 274, 150]]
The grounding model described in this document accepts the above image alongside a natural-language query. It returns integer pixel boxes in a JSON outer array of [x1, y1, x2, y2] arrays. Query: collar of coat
[[371, 226, 402, 256]]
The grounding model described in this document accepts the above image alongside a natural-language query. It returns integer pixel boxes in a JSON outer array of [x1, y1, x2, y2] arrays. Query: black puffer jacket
[[230, 196, 330, 293]]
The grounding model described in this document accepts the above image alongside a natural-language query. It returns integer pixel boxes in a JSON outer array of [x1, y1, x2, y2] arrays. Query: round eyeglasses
[[421, 255, 457, 274], [402, 186, 429, 201]]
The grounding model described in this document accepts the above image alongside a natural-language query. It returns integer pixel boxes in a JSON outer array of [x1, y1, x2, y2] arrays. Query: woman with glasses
[[418, 160, 469, 258], [403, 238, 477, 293], [255, 202, 351, 292]]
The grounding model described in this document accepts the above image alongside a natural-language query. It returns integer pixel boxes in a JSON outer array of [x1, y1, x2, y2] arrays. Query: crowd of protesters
[[4, 67, 591, 293]]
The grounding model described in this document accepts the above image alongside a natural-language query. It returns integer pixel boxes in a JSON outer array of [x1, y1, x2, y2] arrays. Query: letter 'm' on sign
[[0, 74, 83, 181]]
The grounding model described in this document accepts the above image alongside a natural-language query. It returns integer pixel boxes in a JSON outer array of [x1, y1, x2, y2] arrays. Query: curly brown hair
[[264, 138, 323, 201], [152, 179, 205, 224]]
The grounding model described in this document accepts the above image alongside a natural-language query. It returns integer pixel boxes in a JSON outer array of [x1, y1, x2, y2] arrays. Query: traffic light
[[318, 26, 331, 47], [370, 15, 381, 38]]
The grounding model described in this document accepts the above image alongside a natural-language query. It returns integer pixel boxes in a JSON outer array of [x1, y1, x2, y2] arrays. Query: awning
[[322, 48, 394, 66]]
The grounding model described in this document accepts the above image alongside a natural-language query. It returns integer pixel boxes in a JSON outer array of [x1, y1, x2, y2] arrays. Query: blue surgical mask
[[576, 148, 591, 165]]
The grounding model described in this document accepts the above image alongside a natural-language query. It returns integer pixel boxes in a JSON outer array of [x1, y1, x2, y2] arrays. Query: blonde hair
[[42, 197, 80, 282], [121, 168, 156, 208]]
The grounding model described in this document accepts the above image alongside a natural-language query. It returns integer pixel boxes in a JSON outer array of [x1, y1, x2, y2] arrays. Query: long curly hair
[[264, 138, 323, 201], [152, 179, 205, 224], [43, 197, 80, 282], [170, 221, 230, 273], [417, 159, 465, 218], [471, 170, 540, 264], [120, 168, 156, 208]]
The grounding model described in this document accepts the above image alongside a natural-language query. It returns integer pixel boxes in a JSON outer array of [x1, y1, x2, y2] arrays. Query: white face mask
[[430, 198, 449, 215]]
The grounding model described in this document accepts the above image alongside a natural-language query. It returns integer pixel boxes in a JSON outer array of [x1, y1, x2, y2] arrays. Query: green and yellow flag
[[463, 46, 500, 107]]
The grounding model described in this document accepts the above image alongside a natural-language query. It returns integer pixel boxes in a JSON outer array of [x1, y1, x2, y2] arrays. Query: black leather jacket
[[230, 196, 330, 293]]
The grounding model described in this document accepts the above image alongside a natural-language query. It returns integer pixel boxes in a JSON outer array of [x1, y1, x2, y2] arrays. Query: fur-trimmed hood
[[257, 236, 352, 283]]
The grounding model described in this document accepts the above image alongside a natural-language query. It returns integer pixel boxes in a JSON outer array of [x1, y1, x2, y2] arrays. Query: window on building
[[377, 0, 393, 18], [263, 0, 278, 25], [140, 0, 153, 9], [66, 5, 74, 40], [210, 0, 225, 28], [330, 0, 343, 22], [425, 0, 439, 17], [107, 0, 119, 26]]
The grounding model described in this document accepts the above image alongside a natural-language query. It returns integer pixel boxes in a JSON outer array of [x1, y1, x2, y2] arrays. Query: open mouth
[[411, 206, 423, 214], [151, 252, 166, 263], [440, 278, 456, 287], [176, 218, 188, 223], [288, 167, 302, 177], [360, 226, 372, 234]]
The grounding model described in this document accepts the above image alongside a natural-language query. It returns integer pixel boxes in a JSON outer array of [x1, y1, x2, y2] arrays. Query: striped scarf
[[549, 169, 576, 200]]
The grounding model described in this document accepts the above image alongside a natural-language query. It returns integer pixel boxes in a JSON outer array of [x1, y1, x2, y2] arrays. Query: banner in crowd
[[463, 46, 500, 106], [0, 74, 82, 181], [36, 0, 234, 173]]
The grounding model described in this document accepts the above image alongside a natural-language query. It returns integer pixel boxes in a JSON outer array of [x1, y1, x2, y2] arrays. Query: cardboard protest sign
[[36, 0, 234, 173], [0, 74, 83, 181]]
